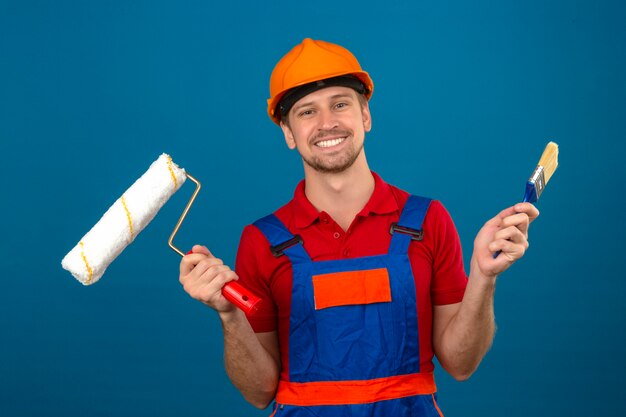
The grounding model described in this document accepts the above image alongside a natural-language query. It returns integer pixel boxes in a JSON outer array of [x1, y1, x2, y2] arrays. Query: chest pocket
[[312, 268, 392, 310]]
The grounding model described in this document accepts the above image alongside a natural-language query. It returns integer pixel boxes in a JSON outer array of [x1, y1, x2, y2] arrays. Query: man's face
[[280, 86, 372, 174]]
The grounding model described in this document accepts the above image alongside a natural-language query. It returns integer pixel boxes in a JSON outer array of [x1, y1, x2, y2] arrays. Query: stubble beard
[[302, 138, 364, 174]]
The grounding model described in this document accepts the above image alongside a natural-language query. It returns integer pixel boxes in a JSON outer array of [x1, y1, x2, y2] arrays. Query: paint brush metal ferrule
[[523, 165, 546, 203]]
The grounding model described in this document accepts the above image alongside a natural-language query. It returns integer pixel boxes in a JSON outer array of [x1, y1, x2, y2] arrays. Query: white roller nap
[[62, 154, 186, 285]]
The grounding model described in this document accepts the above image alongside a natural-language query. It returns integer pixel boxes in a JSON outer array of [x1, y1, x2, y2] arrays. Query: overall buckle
[[270, 235, 304, 257], [390, 223, 424, 241]]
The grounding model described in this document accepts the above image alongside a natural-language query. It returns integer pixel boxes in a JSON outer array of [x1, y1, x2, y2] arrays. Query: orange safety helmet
[[267, 38, 374, 125]]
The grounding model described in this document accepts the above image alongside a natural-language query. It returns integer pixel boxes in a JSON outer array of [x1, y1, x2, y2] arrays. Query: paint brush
[[522, 141, 559, 203], [494, 141, 559, 258]]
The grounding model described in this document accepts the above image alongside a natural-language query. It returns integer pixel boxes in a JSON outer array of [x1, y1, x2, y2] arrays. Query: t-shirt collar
[[292, 171, 399, 229]]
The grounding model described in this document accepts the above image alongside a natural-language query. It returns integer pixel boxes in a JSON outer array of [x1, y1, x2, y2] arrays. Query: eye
[[333, 101, 351, 111], [298, 109, 315, 118]]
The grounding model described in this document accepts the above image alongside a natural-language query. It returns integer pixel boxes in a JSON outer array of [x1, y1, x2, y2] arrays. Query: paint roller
[[61, 153, 261, 314]]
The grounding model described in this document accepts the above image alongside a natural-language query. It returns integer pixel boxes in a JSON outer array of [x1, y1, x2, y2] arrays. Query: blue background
[[1, 1, 625, 416]]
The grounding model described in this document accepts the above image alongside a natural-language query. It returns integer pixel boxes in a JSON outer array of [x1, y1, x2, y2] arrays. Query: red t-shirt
[[235, 172, 468, 379]]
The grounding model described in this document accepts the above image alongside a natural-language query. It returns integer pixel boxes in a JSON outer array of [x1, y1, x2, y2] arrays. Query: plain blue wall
[[1, 1, 625, 416]]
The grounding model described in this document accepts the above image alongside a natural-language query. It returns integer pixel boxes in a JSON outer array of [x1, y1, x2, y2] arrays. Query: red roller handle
[[222, 280, 262, 314], [186, 250, 262, 314]]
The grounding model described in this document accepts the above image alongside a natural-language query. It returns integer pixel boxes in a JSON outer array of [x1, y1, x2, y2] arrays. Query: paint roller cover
[[61, 154, 187, 285]]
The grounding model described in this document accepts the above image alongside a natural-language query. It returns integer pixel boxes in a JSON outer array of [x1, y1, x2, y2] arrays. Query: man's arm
[[432, 203, 539, 380], [179, 245, 280, 409], [221, 314, 280, 408]]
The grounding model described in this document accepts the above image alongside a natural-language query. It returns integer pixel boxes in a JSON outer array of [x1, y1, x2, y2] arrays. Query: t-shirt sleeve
[[429, 201, 468, 305], [234, 224, 278, 333]]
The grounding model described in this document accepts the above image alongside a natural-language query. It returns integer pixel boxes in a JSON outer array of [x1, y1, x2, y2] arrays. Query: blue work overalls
[[254, 195, 443, 417]]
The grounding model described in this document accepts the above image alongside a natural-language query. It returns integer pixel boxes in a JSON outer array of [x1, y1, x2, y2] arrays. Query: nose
[[318, 107, 338, 130]]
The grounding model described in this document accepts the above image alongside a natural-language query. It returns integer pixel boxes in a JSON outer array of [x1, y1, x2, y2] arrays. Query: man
[[179, 38, 538, 416]]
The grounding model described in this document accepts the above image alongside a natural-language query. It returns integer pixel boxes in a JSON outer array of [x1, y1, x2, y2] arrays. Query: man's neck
[[303, 156, 375, 231]]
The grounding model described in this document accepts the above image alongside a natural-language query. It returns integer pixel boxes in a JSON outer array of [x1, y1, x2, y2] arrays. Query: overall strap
[[388, 195, 433, 255], [253, 214, 311, 262]]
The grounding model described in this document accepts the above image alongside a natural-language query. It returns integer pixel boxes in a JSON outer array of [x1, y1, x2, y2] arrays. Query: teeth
[[316, 137, 346, 148]]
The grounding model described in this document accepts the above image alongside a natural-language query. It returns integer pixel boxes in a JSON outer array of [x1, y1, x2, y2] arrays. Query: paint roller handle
[[185, 250, 261, 314], [222, 281, 262, 315]]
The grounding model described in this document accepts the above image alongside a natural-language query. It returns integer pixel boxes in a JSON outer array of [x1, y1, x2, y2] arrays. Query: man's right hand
[[179, 244, 239, 314]]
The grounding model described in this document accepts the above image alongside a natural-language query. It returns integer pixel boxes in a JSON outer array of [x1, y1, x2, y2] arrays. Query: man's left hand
[[471, 202, 540, 280]]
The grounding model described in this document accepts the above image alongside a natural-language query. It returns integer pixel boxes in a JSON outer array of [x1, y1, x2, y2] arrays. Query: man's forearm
[[221, 310, 279, 409], [437, 270, 497, 380], [436, 202, 537, 380]]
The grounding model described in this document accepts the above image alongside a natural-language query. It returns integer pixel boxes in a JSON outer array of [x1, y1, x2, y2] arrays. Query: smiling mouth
[[315, 137, 347, 148]]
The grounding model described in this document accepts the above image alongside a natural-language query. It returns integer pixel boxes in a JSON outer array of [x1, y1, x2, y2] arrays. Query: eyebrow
[[291, 93, 354, 113]]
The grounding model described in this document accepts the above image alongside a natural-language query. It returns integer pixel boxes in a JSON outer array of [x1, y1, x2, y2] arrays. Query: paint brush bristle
[[538, 141, 559, 184]]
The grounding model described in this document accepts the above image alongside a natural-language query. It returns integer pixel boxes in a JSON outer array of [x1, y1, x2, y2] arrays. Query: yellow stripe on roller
[[79, 241, 94, 284], [120, 194, 134, 240], [166, 155, 178, 188]]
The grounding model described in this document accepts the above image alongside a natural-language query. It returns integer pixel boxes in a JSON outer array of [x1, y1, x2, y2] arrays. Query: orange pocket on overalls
[[312, 268, 392, 310]]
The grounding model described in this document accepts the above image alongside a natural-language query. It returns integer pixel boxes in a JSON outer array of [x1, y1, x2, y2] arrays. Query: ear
[[361, 101, 372, 132], [281, 121, 297, 150]]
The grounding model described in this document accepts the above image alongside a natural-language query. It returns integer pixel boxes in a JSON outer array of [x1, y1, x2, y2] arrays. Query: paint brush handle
[[522, 181, 538, 204], [493, 183, 535, 259]]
